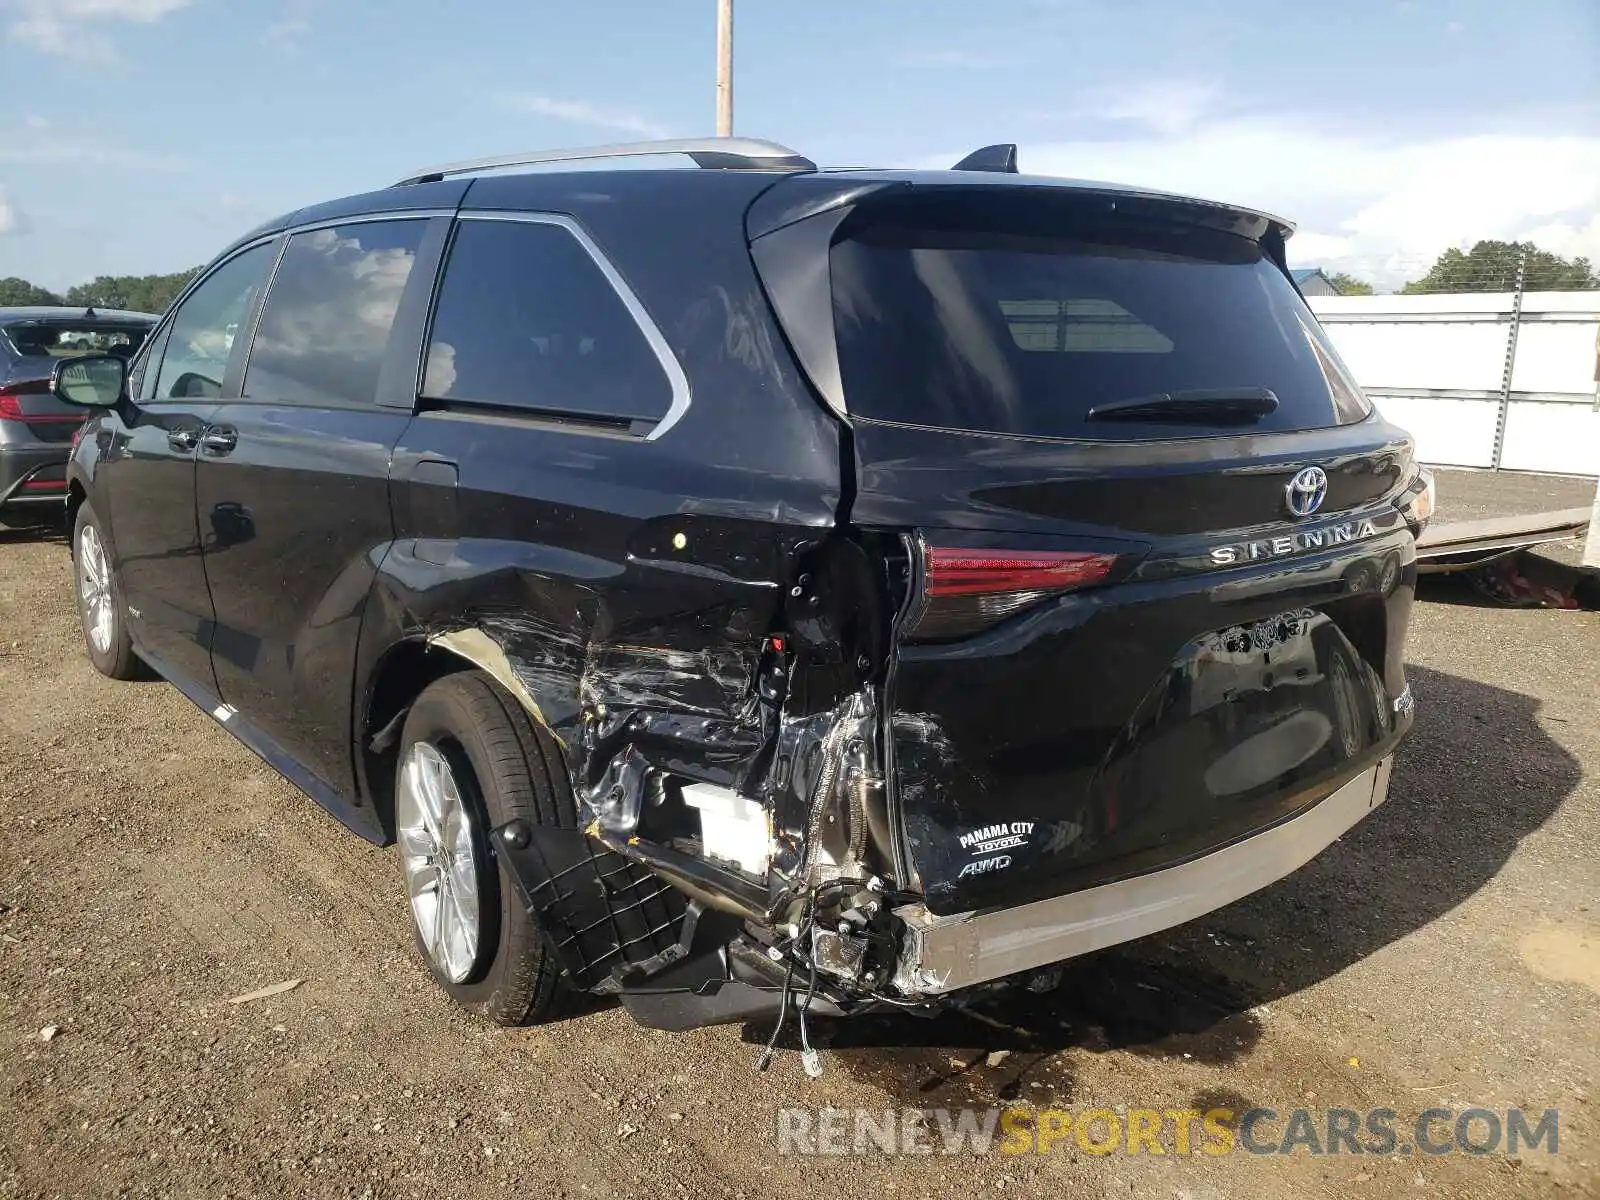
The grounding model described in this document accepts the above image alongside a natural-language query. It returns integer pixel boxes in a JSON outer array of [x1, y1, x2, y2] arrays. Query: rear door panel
[[197, 402, 412, 795]]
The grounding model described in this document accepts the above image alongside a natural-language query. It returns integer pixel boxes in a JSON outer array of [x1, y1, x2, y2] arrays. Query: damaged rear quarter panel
[[353, 171, 852, 860], [362, 444, 843, 824]]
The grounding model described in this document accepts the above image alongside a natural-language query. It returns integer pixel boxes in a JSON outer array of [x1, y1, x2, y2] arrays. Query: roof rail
[[395, 137, 816, 186]]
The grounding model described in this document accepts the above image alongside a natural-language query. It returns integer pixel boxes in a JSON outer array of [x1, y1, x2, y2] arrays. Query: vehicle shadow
[[1415, 553, 1598, 611], [0, 521, 68, 547], [741, 661, 1581, 1106]]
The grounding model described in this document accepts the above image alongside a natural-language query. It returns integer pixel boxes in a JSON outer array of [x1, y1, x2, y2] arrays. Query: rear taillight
[[909, 544, 1121, 639], [1399, 467, 1436, 532], [0, 379, 48, 420], [0, 379, 81, 424]]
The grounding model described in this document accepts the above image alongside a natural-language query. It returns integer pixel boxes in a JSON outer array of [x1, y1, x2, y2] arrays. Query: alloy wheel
[[396, 741, 483, 983], [76, 523, 115, 656]]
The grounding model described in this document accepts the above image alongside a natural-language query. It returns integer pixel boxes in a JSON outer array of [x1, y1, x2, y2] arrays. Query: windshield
[[830, 194, 1370, 441], [3, 323, 150, 360]]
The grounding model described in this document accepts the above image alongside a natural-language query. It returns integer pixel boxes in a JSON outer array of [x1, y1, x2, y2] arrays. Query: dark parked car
[[0, 307, 156, 529], [54, 138, 1434, 1039]]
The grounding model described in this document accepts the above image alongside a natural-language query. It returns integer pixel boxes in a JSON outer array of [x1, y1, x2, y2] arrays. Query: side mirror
[[51, 355, 126, 408]]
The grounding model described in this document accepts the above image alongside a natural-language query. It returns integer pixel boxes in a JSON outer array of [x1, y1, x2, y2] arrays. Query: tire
[[395, 670, 579, 1025], [72, 502, 143, 681]]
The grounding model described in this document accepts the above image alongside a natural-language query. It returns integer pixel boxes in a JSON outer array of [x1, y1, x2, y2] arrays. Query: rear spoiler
[[746, 171, 1295, 246]]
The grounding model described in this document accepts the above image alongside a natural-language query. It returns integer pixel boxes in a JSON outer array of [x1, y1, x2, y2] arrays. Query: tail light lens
[[1399, 467, 1436, 532], [0, 379, 49, 420], [909, 544, 1122, 639], [0, 379, 82, 424]]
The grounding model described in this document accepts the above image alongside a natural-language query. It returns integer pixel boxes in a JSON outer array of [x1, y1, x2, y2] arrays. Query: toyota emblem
[[1285, 466, 1328, 517]]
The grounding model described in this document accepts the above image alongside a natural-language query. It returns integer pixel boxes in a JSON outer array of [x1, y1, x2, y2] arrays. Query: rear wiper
[[1086, 388, 1279, 423]]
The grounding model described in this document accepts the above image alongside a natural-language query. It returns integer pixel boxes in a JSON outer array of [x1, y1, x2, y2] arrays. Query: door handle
[[167, 428, 199, 452], [200, 426, 238, 457]]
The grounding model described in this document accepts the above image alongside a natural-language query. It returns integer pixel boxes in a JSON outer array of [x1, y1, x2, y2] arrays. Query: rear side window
[[830, 195, 1370, 440], [422, 218, 673, 425], [245, 219, 426, 407]]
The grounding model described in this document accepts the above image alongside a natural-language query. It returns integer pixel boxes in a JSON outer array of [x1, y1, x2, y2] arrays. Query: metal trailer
[[1307, 291, 1600, 476], [1307, 291, 1598, 568]]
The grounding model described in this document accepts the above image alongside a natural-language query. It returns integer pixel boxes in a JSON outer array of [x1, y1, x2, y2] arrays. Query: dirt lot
[[1, 531, 1596, 1199]]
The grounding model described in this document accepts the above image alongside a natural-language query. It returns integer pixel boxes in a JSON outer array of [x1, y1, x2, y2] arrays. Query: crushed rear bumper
[[890, 755, 1392, 997]]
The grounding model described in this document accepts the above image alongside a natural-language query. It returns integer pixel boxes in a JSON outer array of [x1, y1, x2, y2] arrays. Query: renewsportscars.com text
[[776, 1106, 1559, 1158]]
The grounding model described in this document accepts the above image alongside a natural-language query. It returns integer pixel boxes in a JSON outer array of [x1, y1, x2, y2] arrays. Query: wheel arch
[[357, 629, 562, 841], [65, 479, 87, 533]]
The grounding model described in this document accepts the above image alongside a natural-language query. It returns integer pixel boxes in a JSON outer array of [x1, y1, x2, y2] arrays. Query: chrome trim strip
[[454, 211, 693, 440], [893, 759, 1390, 995], [284, 208, 453, 236]]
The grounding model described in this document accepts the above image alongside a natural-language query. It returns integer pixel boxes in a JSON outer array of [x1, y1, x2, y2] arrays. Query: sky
[[0, 0, 1595, 294]]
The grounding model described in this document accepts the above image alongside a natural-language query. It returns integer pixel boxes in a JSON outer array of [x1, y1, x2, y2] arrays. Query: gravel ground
[[0, 529, 1596, 1199], [1432, 469, 1595, 524]]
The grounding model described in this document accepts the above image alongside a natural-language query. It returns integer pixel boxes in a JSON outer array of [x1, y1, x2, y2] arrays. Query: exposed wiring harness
[[755, 876, 928, 1075]]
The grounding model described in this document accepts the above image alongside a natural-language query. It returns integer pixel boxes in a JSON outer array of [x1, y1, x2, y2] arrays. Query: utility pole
[[715, 0, 734, 136]]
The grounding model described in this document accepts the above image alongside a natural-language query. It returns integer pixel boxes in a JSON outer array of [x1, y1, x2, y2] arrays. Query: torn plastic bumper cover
[[889, 757, 1392, 996], [489, 818, 854, 1031]]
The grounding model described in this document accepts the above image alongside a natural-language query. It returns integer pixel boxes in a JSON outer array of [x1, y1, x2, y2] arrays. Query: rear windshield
[[3, 323, 149, 359], [830, 195, 1370, 440]]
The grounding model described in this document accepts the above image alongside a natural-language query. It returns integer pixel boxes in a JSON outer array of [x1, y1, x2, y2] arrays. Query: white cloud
[[1521, 212, 1600, 263], [503, 94, 670, 140], [950, 95, 1600, 291], [264, 16, 309, 48], [0, 138, 186, 170], [0, 187, 27, 235], [263, 0, 311, 51], [1086, 79, 1221, 137], [895, 49, 1008, 69], [6, 0, 193, 60]]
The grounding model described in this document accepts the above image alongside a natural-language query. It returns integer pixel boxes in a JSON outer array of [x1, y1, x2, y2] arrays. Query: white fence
[[1307, 292, 1600, 478]]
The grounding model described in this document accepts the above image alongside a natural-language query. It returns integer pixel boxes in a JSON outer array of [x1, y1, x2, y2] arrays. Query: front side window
[[244, 220, 426, 408], [422, 219, 673, 425], [152, 243, 275, 401]]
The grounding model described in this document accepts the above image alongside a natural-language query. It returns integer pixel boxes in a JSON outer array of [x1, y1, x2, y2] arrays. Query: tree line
[[1, 241, 1593, 310], [0, 268, 203, 314], [1322, 241, 1596, 296]]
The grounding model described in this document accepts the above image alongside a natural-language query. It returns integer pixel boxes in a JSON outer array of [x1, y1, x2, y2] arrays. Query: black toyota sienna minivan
[[54, 138, 1432, 1035]]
